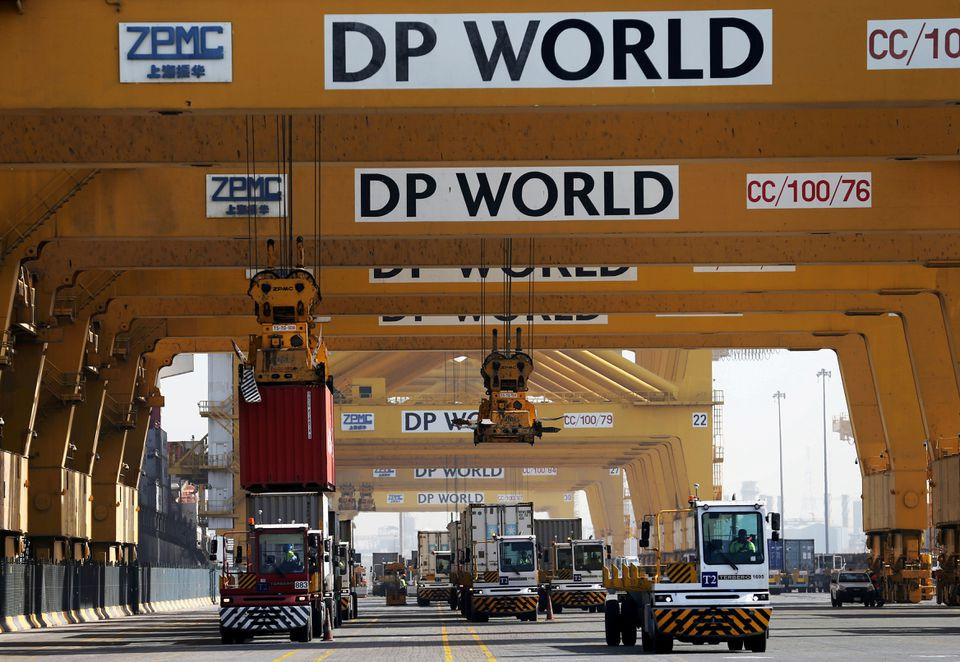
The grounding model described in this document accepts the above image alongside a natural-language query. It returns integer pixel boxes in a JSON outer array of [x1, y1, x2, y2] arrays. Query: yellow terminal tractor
[[453, 328, 559, 445], [603, 493, 779, 654]]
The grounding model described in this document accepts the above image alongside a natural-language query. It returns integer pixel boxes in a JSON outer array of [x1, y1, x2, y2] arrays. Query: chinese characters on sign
[[119, 23, 233, 83]]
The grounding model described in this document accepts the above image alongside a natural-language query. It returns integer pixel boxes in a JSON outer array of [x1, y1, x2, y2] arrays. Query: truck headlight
[[752, 593, 769, 601], [221, 597, 232, 605], [654, 595, 673, 603], [296, 595, 309, 602]]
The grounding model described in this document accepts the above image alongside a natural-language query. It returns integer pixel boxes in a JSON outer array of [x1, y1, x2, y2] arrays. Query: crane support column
[[859, 317, 933, 603], [26, 316, 94, 562], [89, 332, 145, 564]]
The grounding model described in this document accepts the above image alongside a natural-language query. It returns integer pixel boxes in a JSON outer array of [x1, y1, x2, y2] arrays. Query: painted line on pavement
[[441, 624, 453, 662], [273, 652, 296, 662], [468, 626, 496, 662], [314, 652, 334, 661]]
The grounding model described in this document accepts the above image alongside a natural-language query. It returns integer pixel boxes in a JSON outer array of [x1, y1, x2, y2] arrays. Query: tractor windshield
[[701, 512, 765, 566], [435, 553, 452, 575], [500, 540, 536, 573], [259, 533, 306, 574], [573, 543, 604, 572], [556, 547, 573, 570]]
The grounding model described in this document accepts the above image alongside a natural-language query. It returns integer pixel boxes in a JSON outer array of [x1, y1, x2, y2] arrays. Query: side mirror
[[606, 544, 612, 560], [324, 538, 332, 553], [234, 545, 243, 564], [770, 513, 782, 532], [542, 549, 551, 564], [210, 539, 219, 555], [639, 521, 651, 548], [772, 531, 781, 541]]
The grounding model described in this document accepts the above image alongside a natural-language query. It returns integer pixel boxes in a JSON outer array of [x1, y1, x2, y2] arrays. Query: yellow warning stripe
[[661, 562, 698, 584], [551, 591, 606, 606], [654, 607, 771, 636]]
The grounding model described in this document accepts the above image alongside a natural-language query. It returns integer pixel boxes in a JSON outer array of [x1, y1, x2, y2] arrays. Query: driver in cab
[[728, 529, 757, 554]]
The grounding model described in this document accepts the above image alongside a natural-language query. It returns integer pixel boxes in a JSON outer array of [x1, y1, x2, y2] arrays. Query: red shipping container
[[239, 384, 336, 492]]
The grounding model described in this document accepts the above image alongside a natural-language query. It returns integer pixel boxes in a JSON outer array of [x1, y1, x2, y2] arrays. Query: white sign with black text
[[372, 468, 396, 478], [402, 410, 478, 433], [415, 468, 504, 479], [386, 494, 405, 504], [356, 167, 678, 222], [381, 315, 607, 326], [325, 11, 773, 89], [418, 492, 485, 505], [692, 412, 709, 428], [370, 267, 637, 283]]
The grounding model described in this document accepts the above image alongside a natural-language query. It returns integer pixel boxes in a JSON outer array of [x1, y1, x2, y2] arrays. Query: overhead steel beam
[[2, 1, 958, 111], [1, 108, 959, 166]]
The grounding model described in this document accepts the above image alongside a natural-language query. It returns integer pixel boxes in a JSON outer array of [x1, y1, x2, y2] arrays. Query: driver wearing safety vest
[[729, 529, 757, 554]]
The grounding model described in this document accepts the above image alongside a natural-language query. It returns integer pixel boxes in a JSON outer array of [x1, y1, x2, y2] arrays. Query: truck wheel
[[526, 610, 538, 622], [352, 592, 359, 619], [597, 601, 606, 613], [553, 604, 563, 614], [641, 629, 654, 653], [727, 639, 744, 651], [417, 597, 428, 607], [219, 628, 236, 644], [746, 634, 767, 653], [312, 602, 323, 634], [604, 600, 621, 646], [473, 613, 489, 623], [291, 619, 313, 643], [620, 598, 638, 647], [654, 632, 674, 654]]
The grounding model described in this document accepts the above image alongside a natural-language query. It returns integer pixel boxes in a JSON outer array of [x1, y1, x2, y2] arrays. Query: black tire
[[352, 593, 359, 619], [417, 597, 429, 607], [219, 628, 236, 645], [597, 601, 606, 613], [291, 618, 313, 643], [527, 610, 537, 622], [746, 634, 767, 653], [620, 598, 638, 647], [641, 628, 655, 653], [604, 600, 621, 646], [473, 613, 489, 623], [728, 639, 744, 651], [553, 604, 563, 614], [312, 602, 323, 635], [654, 632, 674, 654]]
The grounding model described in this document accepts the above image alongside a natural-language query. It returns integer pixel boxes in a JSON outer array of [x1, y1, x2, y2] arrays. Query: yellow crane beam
[[1, 108, 959, 165], [2, 0, 958, 111]]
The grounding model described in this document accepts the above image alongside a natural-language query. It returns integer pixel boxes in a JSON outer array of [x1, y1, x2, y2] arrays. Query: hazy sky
[[714, 349, 860, 523], [159, 350, 860, 533]]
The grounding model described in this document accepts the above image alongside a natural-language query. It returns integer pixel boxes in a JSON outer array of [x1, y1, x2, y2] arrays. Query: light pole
[[773, 391, 787, 535], [817, 369, 832, 554]]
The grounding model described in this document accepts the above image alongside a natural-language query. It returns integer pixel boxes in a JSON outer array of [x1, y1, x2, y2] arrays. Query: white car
[[830, 571, 883, 607]]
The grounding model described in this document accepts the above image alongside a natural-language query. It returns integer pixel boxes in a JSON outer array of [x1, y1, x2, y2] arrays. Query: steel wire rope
[[314, 114, 323, 296], [275, 115, 283, 270], [286, 114, 295, 271], [244, 116, 252, 275]]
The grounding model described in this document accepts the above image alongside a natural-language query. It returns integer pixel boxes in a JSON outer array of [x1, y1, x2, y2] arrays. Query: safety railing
[[41, 363, 85, 404]]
